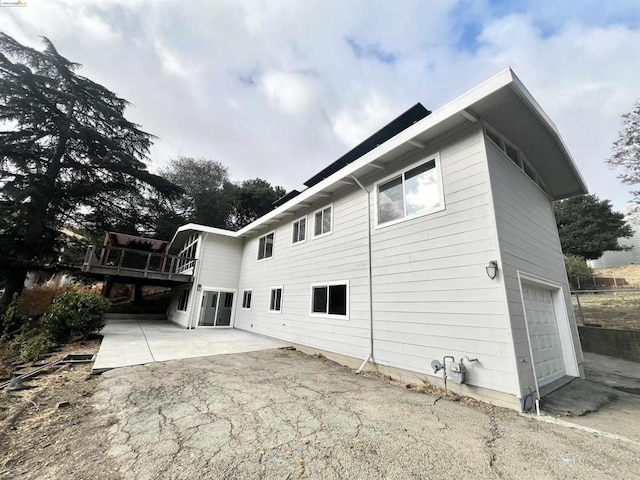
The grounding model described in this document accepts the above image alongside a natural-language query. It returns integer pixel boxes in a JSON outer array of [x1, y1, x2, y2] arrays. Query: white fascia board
[[170, 223, 238, 244], [236, 69, 517, 237], [509, 71, 589, 195]]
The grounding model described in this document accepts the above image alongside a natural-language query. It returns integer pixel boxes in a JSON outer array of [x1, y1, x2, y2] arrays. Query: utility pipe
[[351, 174, 374, 373]]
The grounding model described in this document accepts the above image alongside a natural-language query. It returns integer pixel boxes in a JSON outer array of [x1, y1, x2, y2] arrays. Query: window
[[311, 281, 348, 318], [486, 129, 502, 148], [257, 231, 274, 260], [504, 143, 520, 167], [242, 289, 252, 310], [292, 216, 306, 245], [177, 233, 198, 273], [177, 289, 190, 311], [269, 287, 283, 313], [314, 205, 332, 237], [377, 157, 443, 226]]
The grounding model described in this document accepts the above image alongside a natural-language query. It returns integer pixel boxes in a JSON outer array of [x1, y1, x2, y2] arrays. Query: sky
[[1, 0, 640, 211]]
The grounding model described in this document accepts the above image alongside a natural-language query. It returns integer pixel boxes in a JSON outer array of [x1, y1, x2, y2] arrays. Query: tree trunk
[[0, 266, 28, 309]]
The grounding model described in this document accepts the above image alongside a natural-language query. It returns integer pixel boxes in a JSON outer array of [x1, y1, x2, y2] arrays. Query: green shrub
[[19, 332, 52, 362], [41, 292, 110, 342]]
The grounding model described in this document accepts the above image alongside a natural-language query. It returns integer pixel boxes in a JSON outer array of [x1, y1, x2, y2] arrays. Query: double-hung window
[[292, 216, 306, 245], [313, 205, 332, 238], [310, 281, 348, 318], [269, 287, 283, 313], [257, 231, 274, 261], [241, 289, 252, 310], [377, 156, 444, 226]]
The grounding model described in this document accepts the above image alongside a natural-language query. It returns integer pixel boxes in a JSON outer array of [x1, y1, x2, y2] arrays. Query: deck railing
[[82, 245, 197, 279]]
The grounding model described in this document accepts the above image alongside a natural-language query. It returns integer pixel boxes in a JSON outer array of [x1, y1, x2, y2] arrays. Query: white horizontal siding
[[198, 234, 243, 290], [234, 186, 371, 359], [369, 125, 518, 395], [487, 139, 582, 396]]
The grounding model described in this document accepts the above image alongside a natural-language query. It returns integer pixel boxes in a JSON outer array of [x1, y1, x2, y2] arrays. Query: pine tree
[[0, 33, 179, 307]]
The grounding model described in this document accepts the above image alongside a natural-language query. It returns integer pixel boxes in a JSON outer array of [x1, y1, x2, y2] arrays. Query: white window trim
[[309, 280, 350, 320], [268, 286, 283, 314], [241, 288, 253, 310], [256, 230, 275, 262], [312, 204, 334, 239], [291, 215, 307, 246], [374, 153, 445, 229]]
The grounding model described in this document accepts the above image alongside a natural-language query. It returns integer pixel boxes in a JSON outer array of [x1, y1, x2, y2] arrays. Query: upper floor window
[[257, 231, 274, 261], [292, 216, 306, 245], [177, 233, 198, 273], [376, 155, 444, 226], [313, 205, 333, 238]]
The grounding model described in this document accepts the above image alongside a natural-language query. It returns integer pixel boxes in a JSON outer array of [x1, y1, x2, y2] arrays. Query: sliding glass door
[[198, 290, 234, 327]]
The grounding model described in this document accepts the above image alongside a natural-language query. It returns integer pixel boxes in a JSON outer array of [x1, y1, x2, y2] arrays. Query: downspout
[[351, 174, 374, 374], [187, 232, 209, 329]]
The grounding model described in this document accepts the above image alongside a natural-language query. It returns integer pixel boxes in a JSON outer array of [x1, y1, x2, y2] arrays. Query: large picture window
[[313, 205, 333, 238], [257, 232, 274, 261], [310, 281, 348, 318], [269, 287, 283, 313], [377, 156, 443, 226]]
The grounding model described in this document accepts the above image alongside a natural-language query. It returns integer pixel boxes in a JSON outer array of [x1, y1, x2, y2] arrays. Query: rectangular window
[[242, 289, 252, 310], [313, 205, 332, 237], [292, 216, 306, 245], [486, 129, 502, 148], [377, 157, 443, 226], [257, 232, 274, 260], [177, 289, 190, 312], [269, 287, 283, 313], [177, 233, 198, 273], [310, 282, 348, 318], [504, 143, 520, 166]]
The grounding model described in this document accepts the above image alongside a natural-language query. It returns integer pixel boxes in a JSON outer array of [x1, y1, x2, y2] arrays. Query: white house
[[165, 68, 588, 410]]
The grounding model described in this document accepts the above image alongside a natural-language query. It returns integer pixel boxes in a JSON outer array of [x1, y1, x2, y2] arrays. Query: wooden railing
[[82, 245, 197, 279]]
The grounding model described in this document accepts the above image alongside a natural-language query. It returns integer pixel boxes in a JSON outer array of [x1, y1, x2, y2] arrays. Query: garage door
[[522, 284, 566, 387]]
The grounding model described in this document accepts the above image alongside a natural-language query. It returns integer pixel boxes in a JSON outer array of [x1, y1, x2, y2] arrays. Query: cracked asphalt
[[91, 348, 640, 480]]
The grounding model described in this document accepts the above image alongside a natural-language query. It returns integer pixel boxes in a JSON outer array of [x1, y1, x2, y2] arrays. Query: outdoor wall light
[[197, 284, 202, 291], [486, 261, 498, 280]]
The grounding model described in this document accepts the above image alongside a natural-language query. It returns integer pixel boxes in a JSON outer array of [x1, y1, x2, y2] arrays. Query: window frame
[[257, 231, 275, 262], [268, 286, 283, 314], [177, 289, 190, 312], [291, 215, 307, 246], [241, 289, 252, 310], [309, 280, 350, 320], [312, 204, 333, 239], [177, 233, 199, 273], [374, 154, 445, 229]]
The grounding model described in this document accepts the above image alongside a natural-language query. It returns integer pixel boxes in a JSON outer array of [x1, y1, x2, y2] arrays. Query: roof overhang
[[169, 223, 238, 253], [170, 68, 587, 244]]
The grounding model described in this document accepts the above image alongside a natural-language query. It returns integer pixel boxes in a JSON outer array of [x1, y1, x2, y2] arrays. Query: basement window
[[177, 289, 190, 312], [310, 281, 349, 318], [257, 231, 274, 261]]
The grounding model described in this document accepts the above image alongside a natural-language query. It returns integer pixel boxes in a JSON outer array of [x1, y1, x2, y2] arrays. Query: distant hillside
[[593, 265, 640, 286]]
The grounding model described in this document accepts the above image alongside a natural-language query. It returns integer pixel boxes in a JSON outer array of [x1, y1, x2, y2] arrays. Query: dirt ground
[[0, 340, 121, 479], [2, 347, 639, 480]]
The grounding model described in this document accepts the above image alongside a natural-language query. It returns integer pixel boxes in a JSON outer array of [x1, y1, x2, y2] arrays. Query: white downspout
[[351, 174, 374, 374]]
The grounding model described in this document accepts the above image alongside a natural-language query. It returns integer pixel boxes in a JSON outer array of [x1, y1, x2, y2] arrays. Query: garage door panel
[[523, 284, 566, 387]]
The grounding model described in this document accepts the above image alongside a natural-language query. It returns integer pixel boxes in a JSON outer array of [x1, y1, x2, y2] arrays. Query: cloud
[[1, 0, 639, 210]]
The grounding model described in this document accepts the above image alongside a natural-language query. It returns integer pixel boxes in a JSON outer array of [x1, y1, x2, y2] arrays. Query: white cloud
[[260, 71, 318, 115], [331, 91, 394, 147]]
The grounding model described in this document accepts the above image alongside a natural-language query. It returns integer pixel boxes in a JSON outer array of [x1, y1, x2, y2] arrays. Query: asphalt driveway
[[90, 348, 640, 479]]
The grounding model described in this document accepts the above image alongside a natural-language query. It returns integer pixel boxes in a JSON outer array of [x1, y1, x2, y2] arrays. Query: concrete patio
[[92, 317, 290, 371]]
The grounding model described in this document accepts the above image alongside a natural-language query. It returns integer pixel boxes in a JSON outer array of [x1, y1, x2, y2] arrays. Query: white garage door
[[522, 284, 566, 387]]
